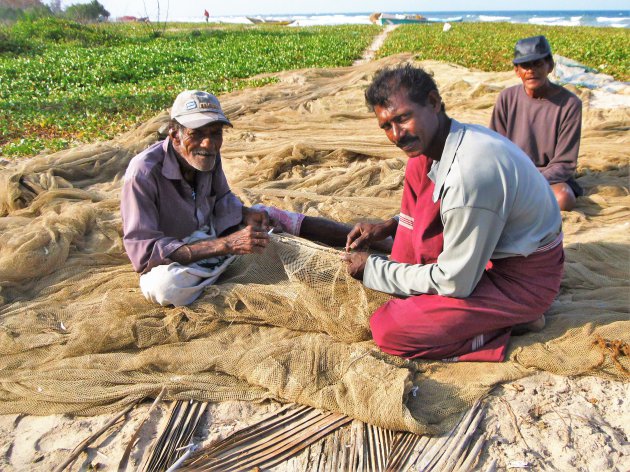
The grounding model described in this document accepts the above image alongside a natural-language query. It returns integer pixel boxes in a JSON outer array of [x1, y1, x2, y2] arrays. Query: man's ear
[[168, 127, 180, 143], [428, 89, 442, 112]]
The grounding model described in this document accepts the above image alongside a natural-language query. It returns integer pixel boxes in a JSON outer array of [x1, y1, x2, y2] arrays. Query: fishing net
[[0, 55, 628, 435]]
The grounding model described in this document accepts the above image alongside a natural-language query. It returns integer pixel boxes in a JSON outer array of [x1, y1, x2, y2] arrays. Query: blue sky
[[59, 1, 629, 18]]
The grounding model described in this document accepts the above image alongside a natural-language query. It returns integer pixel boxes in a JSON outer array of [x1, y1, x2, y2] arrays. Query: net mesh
[[0, 55, 628, 435]]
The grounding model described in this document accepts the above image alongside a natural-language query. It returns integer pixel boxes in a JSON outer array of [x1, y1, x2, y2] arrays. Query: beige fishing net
[[0, 55, 628, 435]]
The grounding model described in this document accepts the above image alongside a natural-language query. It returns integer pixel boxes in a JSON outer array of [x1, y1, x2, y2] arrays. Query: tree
[[64, 0, 109, 22], [0, 0, 45, 7], [0, 0, 51, 22]]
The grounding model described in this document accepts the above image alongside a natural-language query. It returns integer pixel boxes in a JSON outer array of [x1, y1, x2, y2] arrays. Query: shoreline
[[133, 10, 630, 28]]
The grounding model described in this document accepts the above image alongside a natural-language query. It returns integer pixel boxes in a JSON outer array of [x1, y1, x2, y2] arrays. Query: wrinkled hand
[[242, 207, 270, 230], [340, 251, 369, 280], [224, 226, 270, 255], [345, 220, 395, 252]]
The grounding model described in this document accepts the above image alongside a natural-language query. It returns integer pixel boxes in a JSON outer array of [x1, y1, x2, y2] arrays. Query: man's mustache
[[396, 136, 418, 148]]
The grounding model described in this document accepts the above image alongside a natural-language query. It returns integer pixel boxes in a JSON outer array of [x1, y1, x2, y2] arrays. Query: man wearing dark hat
[[490, 35, 583, 211]]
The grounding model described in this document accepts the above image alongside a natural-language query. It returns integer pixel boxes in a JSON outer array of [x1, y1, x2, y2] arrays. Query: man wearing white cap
[[122, 90, 393, 306], [121, 90, 279, 306]]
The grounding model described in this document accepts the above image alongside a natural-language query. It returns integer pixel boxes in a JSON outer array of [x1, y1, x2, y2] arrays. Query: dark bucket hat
[[513, 35, 552, 65]]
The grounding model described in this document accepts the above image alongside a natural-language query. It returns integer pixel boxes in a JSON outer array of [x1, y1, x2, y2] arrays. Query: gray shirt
[[121, 139, 243, 273], [363, 120, 562, 298]]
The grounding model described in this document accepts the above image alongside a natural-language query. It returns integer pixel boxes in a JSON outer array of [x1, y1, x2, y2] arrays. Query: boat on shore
[[247, 17, 295, 26], [370, 12, 463, 25]]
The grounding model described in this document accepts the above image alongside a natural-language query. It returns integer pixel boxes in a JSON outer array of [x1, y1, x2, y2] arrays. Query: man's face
[[514, 57, 553, 94], [374, 89, 440, 159], [171, 122, 224, 172]]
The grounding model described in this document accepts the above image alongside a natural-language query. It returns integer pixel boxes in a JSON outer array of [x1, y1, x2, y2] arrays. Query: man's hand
[[345, 219, 397, 252], [340, 251, 369, 280], [242, 206, 270, 230], [224, 226, 270, 254]]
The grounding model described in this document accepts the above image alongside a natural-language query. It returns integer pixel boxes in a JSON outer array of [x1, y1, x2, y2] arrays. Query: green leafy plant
[[378, 23, 629, 81], [0, 21, 377, 158]]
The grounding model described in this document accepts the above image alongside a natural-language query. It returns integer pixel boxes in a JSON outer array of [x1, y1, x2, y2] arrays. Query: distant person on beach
[[490, 35, 583, 211], [121, 90, 375, 306], [342, 64, 563, 362], [204, 9, 210, 22]]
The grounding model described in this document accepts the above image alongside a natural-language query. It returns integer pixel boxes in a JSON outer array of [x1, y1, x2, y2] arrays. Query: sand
[[1, 371, 627, 470]]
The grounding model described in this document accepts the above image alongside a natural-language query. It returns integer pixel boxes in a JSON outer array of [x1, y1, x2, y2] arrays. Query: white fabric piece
[[139, 228, 235, 306]]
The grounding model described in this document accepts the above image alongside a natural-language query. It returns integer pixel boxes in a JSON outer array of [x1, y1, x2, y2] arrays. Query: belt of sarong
[[534, 232, 563, 253]]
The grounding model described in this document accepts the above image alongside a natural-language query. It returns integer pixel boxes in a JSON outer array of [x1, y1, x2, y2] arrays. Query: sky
[[57, 1, 629, 19]]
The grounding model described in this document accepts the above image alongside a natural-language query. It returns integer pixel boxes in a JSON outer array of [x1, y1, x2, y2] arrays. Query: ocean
[[175, 10, 629, 28]]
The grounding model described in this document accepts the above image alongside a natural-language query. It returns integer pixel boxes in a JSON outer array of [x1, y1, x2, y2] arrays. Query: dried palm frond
[[141, 399, 208, 472], [342, 421, 423, 471], [385, 431, 422, 471], [180, 404, 352, 471], [412, 400, 485, 472], [118, 387, 167, 470], [321, 401, 484, 472], [144, 400, 486, 472]]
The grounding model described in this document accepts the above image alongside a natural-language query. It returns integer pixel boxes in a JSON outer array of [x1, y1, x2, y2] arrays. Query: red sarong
[[370, 156, 564, 362]]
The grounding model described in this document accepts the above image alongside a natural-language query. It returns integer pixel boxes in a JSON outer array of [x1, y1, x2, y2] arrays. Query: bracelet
[[181, 244, 194, 264]]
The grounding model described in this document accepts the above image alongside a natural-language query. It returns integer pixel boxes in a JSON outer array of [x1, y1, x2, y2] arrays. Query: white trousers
[[138, 206, 304, 307], [139, 229, 235, 307]]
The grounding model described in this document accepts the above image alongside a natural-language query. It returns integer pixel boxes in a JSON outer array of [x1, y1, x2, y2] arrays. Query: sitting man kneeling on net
[[341, 64, 564, 362], [121, 90, 379, 306]]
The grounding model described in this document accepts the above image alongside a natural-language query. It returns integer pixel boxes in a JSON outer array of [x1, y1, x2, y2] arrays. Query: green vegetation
[[1, 18, 628, 159], [0, 19, 378, 157], [379, 22, 629, 81], [0, 4, 52, 23]]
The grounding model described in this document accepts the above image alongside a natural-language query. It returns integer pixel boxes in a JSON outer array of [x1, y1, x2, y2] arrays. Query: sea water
[[171, 10, 629, 28]]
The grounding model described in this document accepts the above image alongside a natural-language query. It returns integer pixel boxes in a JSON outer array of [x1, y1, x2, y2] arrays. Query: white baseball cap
[[170, 90, 232, 129]]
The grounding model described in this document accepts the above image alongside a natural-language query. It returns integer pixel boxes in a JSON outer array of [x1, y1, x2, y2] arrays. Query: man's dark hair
[[365, 64, 443, 111]]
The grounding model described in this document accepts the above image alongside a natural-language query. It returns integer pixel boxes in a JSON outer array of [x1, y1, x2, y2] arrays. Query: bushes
[[7, 17, 120, 47], [0, 4, 52, 23], [64, 0, 109, 22], [0, 29, 32, 54]]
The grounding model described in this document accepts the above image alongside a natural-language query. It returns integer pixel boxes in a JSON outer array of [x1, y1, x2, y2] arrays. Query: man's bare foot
[[512, 315, 546, 336]]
